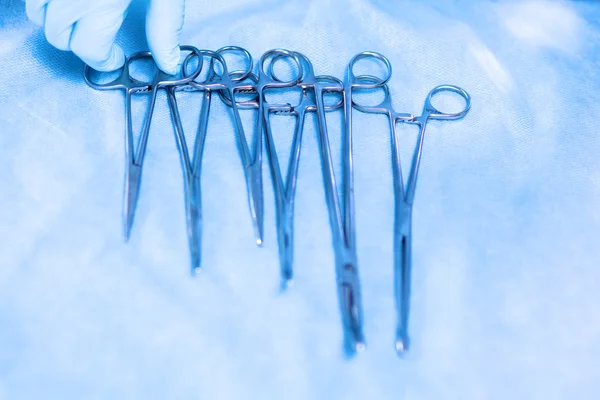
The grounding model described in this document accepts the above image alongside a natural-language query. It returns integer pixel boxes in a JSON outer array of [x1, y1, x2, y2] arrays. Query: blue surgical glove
[[26, 0, 185, 74]]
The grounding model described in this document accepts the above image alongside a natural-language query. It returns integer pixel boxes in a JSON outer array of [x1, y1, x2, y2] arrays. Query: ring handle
[[269, 51, 315, 84], [349, 75, 394, 115], [423, 85, 471, 120], [347, 51, 392, 89], [157, 45, 204, 86], [182, 49, 216, 81], [126, 46, 203, 88], [259, 49, 303, 87], [216, 46, 254, 83], [84, 63, 133, 91]]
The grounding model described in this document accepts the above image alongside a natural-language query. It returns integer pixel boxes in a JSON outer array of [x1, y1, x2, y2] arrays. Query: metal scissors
[[166, 47, 253, 274], [352, 67, 471, 355], [84, 46, 203, 241]]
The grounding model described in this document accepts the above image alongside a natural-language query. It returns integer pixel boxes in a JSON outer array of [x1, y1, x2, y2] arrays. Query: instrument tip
[[280, 266, 294, 289], [395, 337, 410, 356], [256, 238, 263, 247], [190, 249, 202, 276], [344, 335, 367, 358], [123, 208, 136, 243], [355, 340, 367, 353], [343, 338, 366, 359], [123, 225, 132, 243], [280, 277, 294, 291]]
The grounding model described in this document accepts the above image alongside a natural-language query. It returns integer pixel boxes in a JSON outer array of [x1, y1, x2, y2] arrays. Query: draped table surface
[[1, 0, 599, 398]]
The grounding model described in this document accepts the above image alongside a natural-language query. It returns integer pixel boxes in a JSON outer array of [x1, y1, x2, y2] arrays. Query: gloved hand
[[25, 0, 185, 74]]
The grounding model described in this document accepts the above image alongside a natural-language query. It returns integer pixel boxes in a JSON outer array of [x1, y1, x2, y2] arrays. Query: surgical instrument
[[83, 45, 473, 358], [352, 72, 471, 355], [84, 46, 203, 241], [304, 51, 390, 356], [270, 50, 389, 355], [230, 54, 345, 288], [167, 47, 253, 274], [264, 79, 344, 289], [245, 49, 304, 247], [185, 48, 299, 248]]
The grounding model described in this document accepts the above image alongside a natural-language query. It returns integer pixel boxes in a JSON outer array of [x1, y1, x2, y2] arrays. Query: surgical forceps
[[352, 72, 471, 355], [84, 46, 203, 241], [184, 48, 299, 247], [242, 49, 304, 247], [264, 50, 387, 355], [167, 47, 254, 273], [301, 51, 389, 355], [236, 53, 345, 288]]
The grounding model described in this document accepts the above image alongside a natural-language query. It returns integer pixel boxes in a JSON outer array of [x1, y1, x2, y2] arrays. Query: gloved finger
[[146, 0, 185, 75], [70, 8, 128, 72], [44, 1, 85, 51], [25, 0, 50, 26]]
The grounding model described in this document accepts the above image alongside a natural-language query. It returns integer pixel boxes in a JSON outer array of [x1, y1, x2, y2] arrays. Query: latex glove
[[25, 0, 185, 74]]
